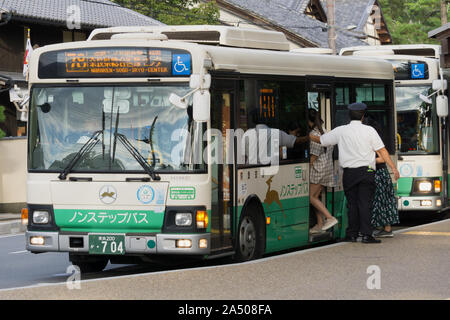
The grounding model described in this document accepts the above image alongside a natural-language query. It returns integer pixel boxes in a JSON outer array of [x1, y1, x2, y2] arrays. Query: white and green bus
[[25, 26, 396, 272], [341, 45, 449, 215]]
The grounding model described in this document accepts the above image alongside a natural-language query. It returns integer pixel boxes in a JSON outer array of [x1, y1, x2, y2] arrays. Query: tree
[[111, 0, 220, 25], [0, 105, 5, 139], [379, 0, 449, 44]]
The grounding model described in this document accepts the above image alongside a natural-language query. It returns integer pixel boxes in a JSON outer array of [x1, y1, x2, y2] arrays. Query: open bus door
[[306, 80, 345, 242], [209, 78, 236, 255]]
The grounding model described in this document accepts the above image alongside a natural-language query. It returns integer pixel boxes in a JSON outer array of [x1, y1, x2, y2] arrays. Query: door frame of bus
[[306, 77, 336, 224], [209, 77, 237, 254]]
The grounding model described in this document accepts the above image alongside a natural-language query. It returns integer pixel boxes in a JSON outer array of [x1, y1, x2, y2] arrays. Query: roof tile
[[220, 0, 367, 49], [1, 0, 164, 28]]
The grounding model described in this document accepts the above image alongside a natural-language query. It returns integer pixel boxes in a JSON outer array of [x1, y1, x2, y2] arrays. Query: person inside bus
[[309, 102, 400, 244], [307, 109, 338, 233], [243, 108, 308, 165]]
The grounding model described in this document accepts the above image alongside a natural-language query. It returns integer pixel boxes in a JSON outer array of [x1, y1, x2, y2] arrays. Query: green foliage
[[111, 0, 220, 25], [0, 105, 5, 139], [379, 0, 448, 44]]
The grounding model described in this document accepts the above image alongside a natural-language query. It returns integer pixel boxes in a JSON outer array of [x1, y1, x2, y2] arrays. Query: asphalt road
[[0, 213, 448, 298]]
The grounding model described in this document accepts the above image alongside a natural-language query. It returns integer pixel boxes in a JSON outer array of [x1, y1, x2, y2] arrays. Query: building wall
[[0, 21, 89, 137], [0, 137, 27, 212], [0, 24, 25, 73], [364, 16, 381, 46], [0, 21, 89, 71]]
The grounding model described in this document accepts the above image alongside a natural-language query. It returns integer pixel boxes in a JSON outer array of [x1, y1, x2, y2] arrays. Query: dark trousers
[[343, 167, 376, 237]]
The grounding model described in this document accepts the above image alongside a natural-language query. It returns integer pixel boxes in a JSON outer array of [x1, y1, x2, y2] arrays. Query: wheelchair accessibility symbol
[[172, 54, 191, 76], [411, 63, 425, 79]]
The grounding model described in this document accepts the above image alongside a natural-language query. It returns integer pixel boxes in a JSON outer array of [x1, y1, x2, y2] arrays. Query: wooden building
[[429, 23, 450, 68], [207, 0, 392, 51]]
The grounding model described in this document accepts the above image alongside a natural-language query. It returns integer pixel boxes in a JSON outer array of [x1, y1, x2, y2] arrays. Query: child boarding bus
[[25, 26, 396, 273], [340, 45, 449, 215]]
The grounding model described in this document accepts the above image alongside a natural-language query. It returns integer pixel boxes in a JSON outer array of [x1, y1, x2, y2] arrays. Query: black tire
[[235, 205, 265, 262], [69, 254, 108, 273]]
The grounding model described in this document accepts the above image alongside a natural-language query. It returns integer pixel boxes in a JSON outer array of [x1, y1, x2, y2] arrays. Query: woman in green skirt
[[371, 155, 400, 237], [369, 119, 400, 237]]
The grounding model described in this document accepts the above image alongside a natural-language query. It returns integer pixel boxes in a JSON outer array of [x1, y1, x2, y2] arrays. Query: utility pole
[[442, 0, 448, 25], [327, 0, 336, 55]]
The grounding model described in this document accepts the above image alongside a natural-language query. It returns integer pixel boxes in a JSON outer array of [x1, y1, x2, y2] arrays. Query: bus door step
[[309, 231, 333, 243]]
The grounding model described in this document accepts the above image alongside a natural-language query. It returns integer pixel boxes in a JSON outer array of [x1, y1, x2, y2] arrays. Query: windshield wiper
[[136, 116, 158, 168], [115, 133, 161, 181], [58, 130, 102, 180]]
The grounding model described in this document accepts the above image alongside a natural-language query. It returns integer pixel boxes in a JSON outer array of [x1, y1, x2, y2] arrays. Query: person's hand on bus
[[377, 147, 400, 181], [295, 135, 309, 145], [392, 167, 400, 181], [309, 133, 321, 144], [289, 127, 301, 136]]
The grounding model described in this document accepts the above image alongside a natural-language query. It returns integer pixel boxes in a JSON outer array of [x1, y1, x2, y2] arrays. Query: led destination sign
[[38, 47, 192, 78]]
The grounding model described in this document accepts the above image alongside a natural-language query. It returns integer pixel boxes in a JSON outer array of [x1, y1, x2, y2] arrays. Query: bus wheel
[[235, 208, 264, 262], [69, 254, 108, 273]]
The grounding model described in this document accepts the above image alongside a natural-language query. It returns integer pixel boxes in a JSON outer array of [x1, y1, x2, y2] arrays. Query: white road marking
[[52, 273, 70, 277], [9, 250, 28, 255], [0, 233, 24, 239]]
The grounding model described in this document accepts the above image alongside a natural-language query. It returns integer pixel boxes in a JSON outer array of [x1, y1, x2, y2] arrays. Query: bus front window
[[28, 85, 205, 173], [396, 86, 439, 154]]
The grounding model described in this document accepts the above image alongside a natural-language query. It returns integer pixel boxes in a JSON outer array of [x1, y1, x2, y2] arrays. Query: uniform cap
[[348, 102, 367, 111]]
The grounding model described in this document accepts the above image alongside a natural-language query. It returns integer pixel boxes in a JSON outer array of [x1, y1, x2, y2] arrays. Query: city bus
[[340, 45, 450, 215], [25, 26, 396, 272]]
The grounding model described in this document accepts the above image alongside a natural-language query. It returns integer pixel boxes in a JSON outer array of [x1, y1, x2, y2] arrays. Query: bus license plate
[[89, 234, 125, 255]]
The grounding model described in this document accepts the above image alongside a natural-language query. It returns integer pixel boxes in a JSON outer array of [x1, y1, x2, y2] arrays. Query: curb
[[0, 220, 27, 235]]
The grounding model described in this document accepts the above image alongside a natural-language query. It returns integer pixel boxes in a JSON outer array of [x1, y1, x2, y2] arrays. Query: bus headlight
[[418, 181, 432, 192], [30, 236, 45, 245], [176, 239, 192, 248], [420, 200, 433, 207], [175, 213, 192, 226], [33, 211, 50, 224]]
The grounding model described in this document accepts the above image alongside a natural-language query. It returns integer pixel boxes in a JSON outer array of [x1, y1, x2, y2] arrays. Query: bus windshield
[[396, 85, 439, 154], [28, 85, 205, 173]]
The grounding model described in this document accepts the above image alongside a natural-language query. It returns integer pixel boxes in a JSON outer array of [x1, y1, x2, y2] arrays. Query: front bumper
[[25, 231, 211, 255], [397, 196, 442, 211]]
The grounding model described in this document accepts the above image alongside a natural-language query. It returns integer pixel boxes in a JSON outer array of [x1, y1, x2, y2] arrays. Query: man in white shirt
[[243, 109, 307, 165], [310, 102, 399, 243], [244, 124, 305, 165]]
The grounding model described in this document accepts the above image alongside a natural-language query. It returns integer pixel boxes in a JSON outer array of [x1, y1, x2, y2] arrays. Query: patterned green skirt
[[371, 166, 400, 227]]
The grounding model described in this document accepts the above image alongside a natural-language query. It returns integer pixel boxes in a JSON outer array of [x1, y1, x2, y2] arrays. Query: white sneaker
[[321, 217, 338, 231], [309, 224, 323, 234]]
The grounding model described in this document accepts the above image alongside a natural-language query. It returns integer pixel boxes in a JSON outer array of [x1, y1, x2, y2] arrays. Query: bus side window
[[238, 79, 308, 165], [277, 81, 308, 162]]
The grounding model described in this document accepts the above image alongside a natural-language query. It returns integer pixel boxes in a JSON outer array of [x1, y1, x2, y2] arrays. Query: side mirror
[[20, 111, 28, 122], [419, 93, 432, 104], [436, 95, 449, 118], [169, 93, 188, 109], [39, 102, 51, 113], [193, 90, 210, 122]]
